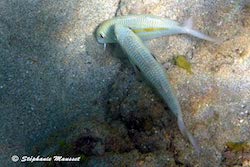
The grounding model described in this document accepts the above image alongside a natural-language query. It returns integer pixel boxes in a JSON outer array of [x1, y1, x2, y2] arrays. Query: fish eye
[[100, 33, 104, 38]]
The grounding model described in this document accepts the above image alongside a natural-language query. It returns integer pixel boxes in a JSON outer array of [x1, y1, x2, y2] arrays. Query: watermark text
[[11, 155, 81, 162]]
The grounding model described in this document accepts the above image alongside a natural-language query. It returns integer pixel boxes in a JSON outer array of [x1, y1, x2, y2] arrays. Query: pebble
[[241, 104, 246, 108]]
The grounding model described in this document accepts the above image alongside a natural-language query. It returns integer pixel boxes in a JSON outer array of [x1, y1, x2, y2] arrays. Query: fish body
[[96, 14, 217, 44], [114, 24, 200, 154]]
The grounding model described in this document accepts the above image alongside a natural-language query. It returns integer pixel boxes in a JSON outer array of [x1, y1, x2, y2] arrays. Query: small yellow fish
[[175, 55, 193, 74]]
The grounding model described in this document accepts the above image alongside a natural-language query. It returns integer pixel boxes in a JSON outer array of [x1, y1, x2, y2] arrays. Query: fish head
[[95, 20, 116, 44]]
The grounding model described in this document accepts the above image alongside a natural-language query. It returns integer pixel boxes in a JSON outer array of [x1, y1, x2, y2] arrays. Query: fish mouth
[[96, 41, 106, 50]]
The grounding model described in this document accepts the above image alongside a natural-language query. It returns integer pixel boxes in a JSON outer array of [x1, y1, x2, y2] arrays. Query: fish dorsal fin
[[183, 17, 193, 29]]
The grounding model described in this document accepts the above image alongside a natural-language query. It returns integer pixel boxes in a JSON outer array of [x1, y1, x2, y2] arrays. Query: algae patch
[[222, 141, 250, 166], [174, 55, 193, 74], [226, 141, 250, 152]]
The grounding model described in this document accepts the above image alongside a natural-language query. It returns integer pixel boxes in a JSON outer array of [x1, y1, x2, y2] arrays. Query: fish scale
[[114, 24, 200, 154]]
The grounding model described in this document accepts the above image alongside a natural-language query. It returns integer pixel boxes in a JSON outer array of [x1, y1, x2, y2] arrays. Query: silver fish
[[114, 24, 201, 154], [96, 14, 218, 45]]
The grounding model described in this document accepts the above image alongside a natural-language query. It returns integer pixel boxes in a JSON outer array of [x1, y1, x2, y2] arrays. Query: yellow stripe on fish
[[133, 27, 168, 33]]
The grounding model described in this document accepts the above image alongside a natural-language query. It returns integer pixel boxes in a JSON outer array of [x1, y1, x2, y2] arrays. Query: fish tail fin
[[182, 17, 220, 43], [177, 116, 201, 155]]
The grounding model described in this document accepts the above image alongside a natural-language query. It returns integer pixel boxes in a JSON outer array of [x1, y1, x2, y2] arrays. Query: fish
[[114, 24, 201, 154], [96, 14, 218, 46]]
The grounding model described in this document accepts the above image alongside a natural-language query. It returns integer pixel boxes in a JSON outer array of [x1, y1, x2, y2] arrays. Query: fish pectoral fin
[[131, 63, 143, 82]]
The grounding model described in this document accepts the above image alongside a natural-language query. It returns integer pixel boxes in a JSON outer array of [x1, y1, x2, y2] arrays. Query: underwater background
[[0, 0, 250, 166]]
